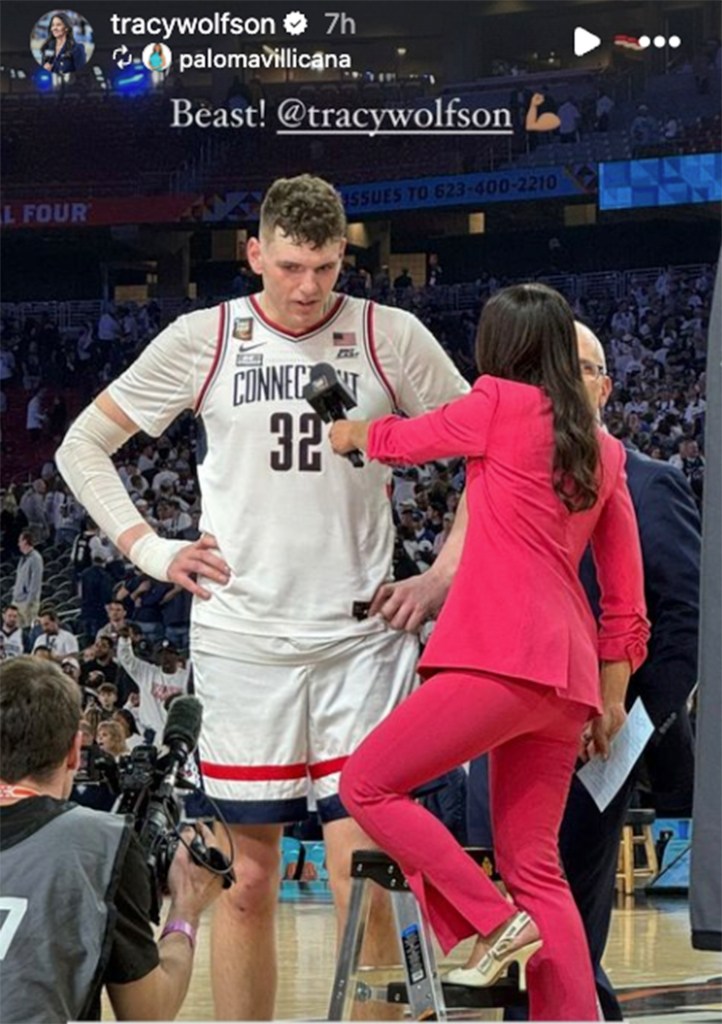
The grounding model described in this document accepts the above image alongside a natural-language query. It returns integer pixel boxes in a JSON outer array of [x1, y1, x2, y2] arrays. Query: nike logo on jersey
[[238, 342, 265, 353]]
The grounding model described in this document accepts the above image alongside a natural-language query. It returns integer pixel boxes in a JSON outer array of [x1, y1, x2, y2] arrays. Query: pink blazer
[[368, 375, 650, 713]]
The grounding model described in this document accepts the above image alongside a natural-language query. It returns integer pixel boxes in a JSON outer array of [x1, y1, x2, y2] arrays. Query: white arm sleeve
[[55, 403, 187, 581]]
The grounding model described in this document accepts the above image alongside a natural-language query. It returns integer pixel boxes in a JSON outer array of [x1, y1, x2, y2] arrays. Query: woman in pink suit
[[329, 283, 649, 1022]]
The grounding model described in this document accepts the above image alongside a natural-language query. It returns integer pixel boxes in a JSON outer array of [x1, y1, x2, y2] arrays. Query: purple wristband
[[160, 919, 196, 950]]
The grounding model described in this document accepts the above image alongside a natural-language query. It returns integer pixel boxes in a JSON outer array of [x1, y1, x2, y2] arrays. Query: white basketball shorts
[[190, 623, 420, 824]]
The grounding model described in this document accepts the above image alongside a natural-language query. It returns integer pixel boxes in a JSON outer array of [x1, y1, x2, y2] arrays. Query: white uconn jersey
[[109, 294, 469, 638]]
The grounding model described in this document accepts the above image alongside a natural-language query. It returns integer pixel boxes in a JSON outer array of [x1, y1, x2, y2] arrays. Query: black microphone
[[137, 695, 204, 884], [303, 362, 364, 467], [161, 695, 203, 784]]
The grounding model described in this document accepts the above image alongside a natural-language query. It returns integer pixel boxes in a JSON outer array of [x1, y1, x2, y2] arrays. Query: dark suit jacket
[[581, 447, 701, 728], [43, 40, 86, 75]]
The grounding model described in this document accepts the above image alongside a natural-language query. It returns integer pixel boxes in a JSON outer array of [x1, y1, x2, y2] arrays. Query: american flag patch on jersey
[[333, 331, 357, 346]]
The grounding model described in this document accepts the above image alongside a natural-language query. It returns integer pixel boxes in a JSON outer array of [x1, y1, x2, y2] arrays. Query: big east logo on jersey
[[233, 318, 254, 341]]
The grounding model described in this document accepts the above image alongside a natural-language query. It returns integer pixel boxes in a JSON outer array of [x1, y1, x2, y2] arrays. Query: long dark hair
[[475, 283, 599, 512], [45, 11, 76, 51]]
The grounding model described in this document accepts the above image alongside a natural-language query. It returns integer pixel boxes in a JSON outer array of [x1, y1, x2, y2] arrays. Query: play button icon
[[574, 26, 601, 56]]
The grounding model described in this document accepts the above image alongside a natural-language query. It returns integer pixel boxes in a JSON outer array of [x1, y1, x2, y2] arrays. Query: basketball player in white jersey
[[56, 175, 470, 1019]]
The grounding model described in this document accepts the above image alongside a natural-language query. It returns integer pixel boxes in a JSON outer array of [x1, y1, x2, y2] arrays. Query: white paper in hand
[[577, 698, 654, 812]]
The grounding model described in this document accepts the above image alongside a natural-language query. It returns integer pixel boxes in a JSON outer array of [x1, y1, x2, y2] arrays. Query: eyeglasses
[[580, 361, 607, 380]]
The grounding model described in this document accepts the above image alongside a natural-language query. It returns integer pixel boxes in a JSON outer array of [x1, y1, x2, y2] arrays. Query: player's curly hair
[[260, 175, 347, 247], [475, 283, 600, 513]]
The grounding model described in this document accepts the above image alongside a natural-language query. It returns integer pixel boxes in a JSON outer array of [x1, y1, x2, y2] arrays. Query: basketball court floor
[[103, 888, 721, 1022]]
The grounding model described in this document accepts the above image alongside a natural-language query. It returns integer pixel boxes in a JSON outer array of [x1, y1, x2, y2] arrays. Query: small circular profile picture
[[30, 9, 94, 76], [142, 42, 172, 73]]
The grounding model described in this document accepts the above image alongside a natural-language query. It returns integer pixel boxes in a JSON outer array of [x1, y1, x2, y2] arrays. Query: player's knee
[[326, 855, 352, 906], [225, 839, 281, 916]]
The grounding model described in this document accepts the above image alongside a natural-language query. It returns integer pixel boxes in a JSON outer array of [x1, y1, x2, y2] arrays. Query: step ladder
[[328, 848, 526, 1021]]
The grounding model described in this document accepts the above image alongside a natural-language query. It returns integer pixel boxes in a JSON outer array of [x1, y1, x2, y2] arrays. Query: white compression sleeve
[[56, 403, 189, 581]]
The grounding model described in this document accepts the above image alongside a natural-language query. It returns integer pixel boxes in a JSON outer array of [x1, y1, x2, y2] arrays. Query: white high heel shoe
[[445, 911, 542, 991]]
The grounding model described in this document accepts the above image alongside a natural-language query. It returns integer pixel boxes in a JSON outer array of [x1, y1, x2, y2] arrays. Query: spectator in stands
[[594, 89, 614, 132], [21, 341, 42, 391], [373, 264, 391, 300], [662, 111, 681, 141], [156, 498, 193, 539], [78, 556, 115, 639], [97, 305, 122, 368], [671, 438, 706, 507], [121, 689, 142, 727], [95, 598, 129, 642], [557, 95, 580, 143], [116, 573, 166, 645], [159, 583, 192, 652], [1, 605, 27, 660], [231, 264, 254, 297], [116, 632, 189, 742], [0, 343, 17, 385], [137, 442, 157, 480], [80, 635, 119, 688], [426, 254, 444, 288], [90, 529, 121, 570], [60, 655, 82, 688], [46, 482, 83, 548], [78, 719, 94, 747], [152, 461, 179, 493], [394, 266, 413, 291], [76, 320, 97, 370], [630, 104, 658, 150], [84, 672, 106, 707], [41, 11, 87, 75], [20, 480, 50, 545], [112, 707, 143, 750], [1, 490, 28, 559], [97, 682, 119, 720], [433, 512, 455, 557], [670, 436, 704, 473], [12, 530, 44, 627], [47, 392, 69, 441], [70, 518, 98, 583], [96, 719, 127, 758], [684, 389, 706, 426], [31, 609, 79, 662]]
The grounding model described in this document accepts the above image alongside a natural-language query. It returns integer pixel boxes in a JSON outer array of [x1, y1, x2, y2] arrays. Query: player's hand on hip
[[370, 571, 448, 632], [329, 420, 369, 455], [167, 534, 231, 600]]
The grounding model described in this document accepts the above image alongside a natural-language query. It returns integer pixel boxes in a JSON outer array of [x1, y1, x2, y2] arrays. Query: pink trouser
[[340, 669, 599, 1022]]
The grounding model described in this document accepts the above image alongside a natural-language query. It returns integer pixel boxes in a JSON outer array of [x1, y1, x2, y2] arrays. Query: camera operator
[[0, 656, 223, 1023]]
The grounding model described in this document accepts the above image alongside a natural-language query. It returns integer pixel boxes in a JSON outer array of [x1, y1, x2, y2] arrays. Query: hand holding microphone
[[302, 362, 367, 467], [329, 420, 370, 456]]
